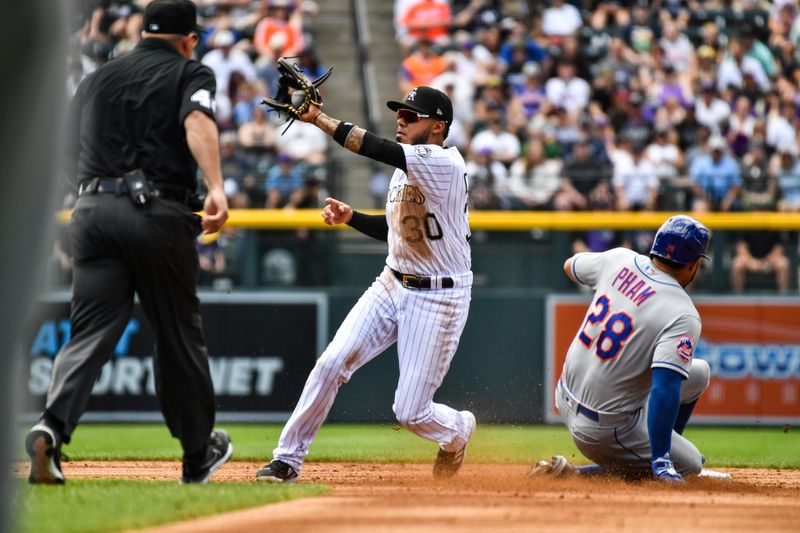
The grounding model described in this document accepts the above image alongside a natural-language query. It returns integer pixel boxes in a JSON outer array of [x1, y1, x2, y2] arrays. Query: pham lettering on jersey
[[611, 267, 657, 306], [388, 184, 425, 204]]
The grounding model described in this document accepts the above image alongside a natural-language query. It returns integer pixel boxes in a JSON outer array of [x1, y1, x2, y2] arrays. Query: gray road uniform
[[558, 247, 710, 475]]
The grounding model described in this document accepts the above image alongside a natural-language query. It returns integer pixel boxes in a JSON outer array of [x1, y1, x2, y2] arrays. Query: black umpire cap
[[144, 0, 206, 35], [387, 86, 453, 125]]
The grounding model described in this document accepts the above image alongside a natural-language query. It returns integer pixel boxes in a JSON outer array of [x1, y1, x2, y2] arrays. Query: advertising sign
[[546, 295, 800, 425], [22, 291, 327, 422]]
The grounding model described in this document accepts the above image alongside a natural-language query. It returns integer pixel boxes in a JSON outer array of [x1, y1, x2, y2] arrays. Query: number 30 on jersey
[[577, 295, 634, 361]]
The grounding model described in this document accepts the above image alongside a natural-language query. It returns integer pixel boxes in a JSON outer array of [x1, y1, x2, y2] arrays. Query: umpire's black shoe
[[180, 429, 233, 484], [25, 423, 65, 485], [255, 459, 299, 483], [433, 410, 476, 479]]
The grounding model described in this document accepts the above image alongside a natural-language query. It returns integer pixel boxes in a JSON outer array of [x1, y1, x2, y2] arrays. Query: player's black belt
[[78, 177, 195, 207], [391, 268, 454, 290]]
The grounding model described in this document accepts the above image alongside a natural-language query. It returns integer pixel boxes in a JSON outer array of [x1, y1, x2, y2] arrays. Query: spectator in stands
[[593, 37, 639, 96], [202, 29, 258, 127], [653, 65, 692, 110], [452, 0, 502, 34], [275, 120, 328, 165], [696, 45, 718, 80], [541, 0, 583, 44], [473, 80, 508, 128], [731, 230, 791, 294], [659, 19, 695, 79], [717, 36, 771, 94], [544, 61, 591, 118], [614, 91, 652, 149], [238, 105, 277, 156], [683, 124, 711, 169], [563, 140, 610, 207], [695, 80, 731, 133], [690, 135, 742, 211], [397, 0, 452, 53], [498, 21, 546, 80], [431, 69, 476, 133], [766, 99, 796, 152], [506, 62, 547, 125], [399, 39, 449, 93], [612, 140, 659, 211], [265, 152, 304, 208], [253, 0, 304, 61], [741, 24, 777, 79], [772, 145, 800, 212], [220, 131, 249, 183], [646, 128, 684, 187], [242, 173, 267, 208], [470, 115, 521, 166], [508, 139, 563, 210], [621, 4, 659, 55], [466, 147, 510, 209], [232, 81, 259, 127], [768, 0, 799, 52], [740, 142, 779, 212], [727, 95, 758, 158]]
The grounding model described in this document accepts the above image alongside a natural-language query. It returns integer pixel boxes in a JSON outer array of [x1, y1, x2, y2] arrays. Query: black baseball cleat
[[255, 459, 299, 483], [433, 410, 476, 479], [180, 429, 233, 484], [25, 424, 65, 485], [528, 455, 577, 478]]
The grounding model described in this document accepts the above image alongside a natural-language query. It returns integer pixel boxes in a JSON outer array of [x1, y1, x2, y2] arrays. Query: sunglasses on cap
[[397, 109, 431, 123]]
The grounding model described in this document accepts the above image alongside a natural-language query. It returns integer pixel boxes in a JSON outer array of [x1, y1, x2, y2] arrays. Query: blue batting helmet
[[650, 215, 711, 266]]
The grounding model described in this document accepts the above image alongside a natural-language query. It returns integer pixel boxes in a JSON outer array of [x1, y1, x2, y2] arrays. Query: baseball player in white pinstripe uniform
[[531, 216, 714, 482], [256, 86, 475, 482]]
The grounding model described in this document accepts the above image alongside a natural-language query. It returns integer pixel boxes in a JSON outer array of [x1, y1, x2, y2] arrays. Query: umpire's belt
[[78, 177, 193, 206], [391, 268, 454, 290]]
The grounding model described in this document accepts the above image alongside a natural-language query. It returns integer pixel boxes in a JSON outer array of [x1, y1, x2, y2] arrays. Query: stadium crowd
[[394, 0, 798, 292], [54, 0, 798, 292]]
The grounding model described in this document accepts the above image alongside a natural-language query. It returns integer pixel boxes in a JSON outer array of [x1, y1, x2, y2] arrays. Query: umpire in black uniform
[[25, 0, 232, 484]]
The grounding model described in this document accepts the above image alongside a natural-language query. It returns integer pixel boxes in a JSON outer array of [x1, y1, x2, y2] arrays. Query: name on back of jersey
[[388, 184, 425, 205], [611, 267, 657, 306]]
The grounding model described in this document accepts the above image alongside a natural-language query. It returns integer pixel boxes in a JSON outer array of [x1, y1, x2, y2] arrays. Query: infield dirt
[[53, 461, 800, 532]]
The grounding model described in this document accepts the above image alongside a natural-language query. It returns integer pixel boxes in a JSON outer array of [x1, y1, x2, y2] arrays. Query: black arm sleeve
[[346, 211, 389, 242], [358, 131, 407, 172]]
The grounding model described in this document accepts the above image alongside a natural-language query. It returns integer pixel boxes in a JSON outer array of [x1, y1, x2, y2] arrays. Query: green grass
[[13, 480, 328, 533], [20, 423, 800, 468], [14, 423, 799, 532]]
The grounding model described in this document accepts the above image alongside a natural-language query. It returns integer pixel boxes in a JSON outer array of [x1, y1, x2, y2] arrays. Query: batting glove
[[652, 454, 684, 483]]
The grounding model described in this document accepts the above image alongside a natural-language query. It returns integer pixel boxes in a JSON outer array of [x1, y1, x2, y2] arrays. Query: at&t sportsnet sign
[[22, 292, 327, 422], [546, 296, 800, 425]]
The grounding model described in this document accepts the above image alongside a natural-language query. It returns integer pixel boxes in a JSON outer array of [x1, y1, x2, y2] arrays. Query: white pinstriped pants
[[273, 267, 473, 472]]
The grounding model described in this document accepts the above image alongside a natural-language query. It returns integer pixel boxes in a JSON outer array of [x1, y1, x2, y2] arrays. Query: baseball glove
[[261, 56, 333, 127]]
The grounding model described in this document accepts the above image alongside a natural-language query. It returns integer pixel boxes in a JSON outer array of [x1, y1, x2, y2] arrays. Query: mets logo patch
[[676, 336, 695, 361], [414, 145, 431, 158]]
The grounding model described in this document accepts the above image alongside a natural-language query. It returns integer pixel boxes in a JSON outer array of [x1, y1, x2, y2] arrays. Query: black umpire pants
[[44, 193, 214, 456]]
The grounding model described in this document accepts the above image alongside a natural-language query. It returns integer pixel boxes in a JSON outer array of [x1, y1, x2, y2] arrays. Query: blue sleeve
[[647, 367, 683, 460], [528, 41, 546, 62]]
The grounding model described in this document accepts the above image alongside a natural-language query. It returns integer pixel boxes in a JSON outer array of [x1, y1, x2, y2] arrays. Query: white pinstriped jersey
[[562, 248, 702, 414], [385, 143, 471, 276]]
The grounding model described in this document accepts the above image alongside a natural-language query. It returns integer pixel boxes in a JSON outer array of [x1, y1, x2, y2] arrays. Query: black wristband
[[346, 210, 389, 242], [333, 121, 356, 147]]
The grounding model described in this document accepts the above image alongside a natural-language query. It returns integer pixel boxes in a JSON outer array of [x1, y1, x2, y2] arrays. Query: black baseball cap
[[387, 86, 453, 125], [144, 0, 206, 35]]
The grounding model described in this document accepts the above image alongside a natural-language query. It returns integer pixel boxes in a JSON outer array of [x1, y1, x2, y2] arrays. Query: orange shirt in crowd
[[402, 1, 452, 42], [253, 17, 303, 59], [401, 53, 448, 88]]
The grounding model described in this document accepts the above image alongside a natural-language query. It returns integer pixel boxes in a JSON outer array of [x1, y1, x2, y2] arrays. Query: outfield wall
[[19, 291, 799, 426]]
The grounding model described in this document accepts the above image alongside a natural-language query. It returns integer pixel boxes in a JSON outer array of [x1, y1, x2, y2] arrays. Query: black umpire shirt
[[67, 37, 216, 191]]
